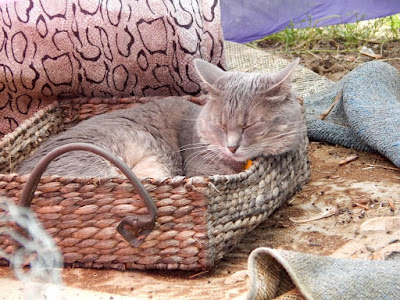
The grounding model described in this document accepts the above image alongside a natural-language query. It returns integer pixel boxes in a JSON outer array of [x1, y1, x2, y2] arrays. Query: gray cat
[[17, 59, 304, 179]]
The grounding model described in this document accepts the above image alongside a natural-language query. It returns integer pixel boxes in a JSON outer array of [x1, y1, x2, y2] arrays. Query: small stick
[[189, 270, 209, 279], [339, 155, 358, 165], [319, 90, 342, 120], [380, 57, 400, 62], [366, 164, 399, 172], [306, 50, 322, 59], [354, 202, 369, 210], [289, 206, 338, 223], [387, 199, 395, 211]]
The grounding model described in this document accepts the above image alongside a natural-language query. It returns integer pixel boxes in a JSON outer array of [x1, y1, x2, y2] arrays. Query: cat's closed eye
[[243, 123, 255, 130], [218, 124, 227, 132]]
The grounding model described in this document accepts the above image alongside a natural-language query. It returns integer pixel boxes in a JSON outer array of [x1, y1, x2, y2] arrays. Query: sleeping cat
[[17, 59, 304, 179]]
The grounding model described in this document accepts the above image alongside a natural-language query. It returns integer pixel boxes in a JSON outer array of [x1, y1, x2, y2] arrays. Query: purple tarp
[[221, 0, 400, 43]]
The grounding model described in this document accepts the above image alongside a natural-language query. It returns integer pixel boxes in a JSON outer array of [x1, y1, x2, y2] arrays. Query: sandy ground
[[1, 142, 399, 299]]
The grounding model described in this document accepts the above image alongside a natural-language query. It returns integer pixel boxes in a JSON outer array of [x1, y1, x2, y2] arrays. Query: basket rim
[[1, 155, 263, 190], [0, 101, 60, 148]]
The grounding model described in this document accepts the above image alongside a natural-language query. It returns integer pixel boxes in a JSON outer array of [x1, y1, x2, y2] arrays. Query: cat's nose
[[228, 146, 238, 153]]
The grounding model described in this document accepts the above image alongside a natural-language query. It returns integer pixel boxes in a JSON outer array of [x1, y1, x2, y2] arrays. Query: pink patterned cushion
[[0, 0, 225, 135]]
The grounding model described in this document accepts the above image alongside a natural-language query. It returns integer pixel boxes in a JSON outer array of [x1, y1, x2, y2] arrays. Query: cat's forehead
[[214, 72, 281, 120], [212, 76, 259, 119], [217, 71, 259, 84], [216, 72, 269, 94]]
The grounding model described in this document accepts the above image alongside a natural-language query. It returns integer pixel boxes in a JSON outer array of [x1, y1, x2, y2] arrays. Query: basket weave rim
[[3, 156, 262, 189], [0, 101, 60, 147]]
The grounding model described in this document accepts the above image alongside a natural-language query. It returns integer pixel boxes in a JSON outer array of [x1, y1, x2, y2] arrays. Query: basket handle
[[18, 142, 157, 247]]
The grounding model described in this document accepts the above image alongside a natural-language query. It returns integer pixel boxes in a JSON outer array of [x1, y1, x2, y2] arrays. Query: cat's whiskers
[[189, 147, 224, 173], [179, 142, 208, 149], [205, 149, 225, 166], [183, 148, 212, 170], [259, 127, 307, 144], [257, 120, 305, 136], [177, 143, 208, 152], [183, 145, 223, 171], [177, 147, 208, 153]]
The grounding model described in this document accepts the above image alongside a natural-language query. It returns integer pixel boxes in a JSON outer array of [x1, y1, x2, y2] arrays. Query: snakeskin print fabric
[[0, 0, 225, 135]]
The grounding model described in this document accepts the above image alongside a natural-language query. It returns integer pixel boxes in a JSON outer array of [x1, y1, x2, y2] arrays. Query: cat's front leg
[[131, 156, 176, 180]]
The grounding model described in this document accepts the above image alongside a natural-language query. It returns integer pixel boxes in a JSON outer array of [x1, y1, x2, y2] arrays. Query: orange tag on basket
[[244, 160, 253, 170]]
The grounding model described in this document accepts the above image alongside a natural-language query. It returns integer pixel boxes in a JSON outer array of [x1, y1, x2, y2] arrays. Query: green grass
[[254, 14, 400, 53]]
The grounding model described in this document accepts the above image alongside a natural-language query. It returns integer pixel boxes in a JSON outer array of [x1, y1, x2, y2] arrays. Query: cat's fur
[[17, 59, 304, 179]]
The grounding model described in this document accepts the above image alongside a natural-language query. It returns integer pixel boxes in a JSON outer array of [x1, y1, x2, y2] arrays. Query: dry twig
[[339, 155, 359, 165], [353, 202, 369, 210], [189, 270, 209, 279], [387, 199, 395, 211], [366, 164, 399, 172], [319, 91, 342, 120], [289, 206, 339, 223]]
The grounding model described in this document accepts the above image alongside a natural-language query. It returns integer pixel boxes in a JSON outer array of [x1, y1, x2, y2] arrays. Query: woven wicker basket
[[0, 96, 310, 271]]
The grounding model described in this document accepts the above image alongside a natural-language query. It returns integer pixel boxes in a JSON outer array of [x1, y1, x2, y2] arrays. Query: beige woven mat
[[225, 41, 332, 97]]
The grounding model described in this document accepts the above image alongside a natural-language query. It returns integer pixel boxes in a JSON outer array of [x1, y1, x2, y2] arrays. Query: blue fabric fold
[[305, 61, 400, 166]]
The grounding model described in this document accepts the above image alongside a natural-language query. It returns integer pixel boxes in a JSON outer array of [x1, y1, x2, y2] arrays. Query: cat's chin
[[225, 152, 248, 163]]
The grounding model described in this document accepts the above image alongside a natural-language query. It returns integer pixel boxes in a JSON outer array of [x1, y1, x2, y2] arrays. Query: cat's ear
[[263, 58, 299, 97], [194, 59, 225, 92]]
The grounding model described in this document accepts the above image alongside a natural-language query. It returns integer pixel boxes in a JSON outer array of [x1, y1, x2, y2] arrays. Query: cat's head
[[194, 59, 303, 162]]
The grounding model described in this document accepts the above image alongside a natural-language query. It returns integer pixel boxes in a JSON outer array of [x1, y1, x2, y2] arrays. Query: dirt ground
[[257, 39, 400, 80]]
